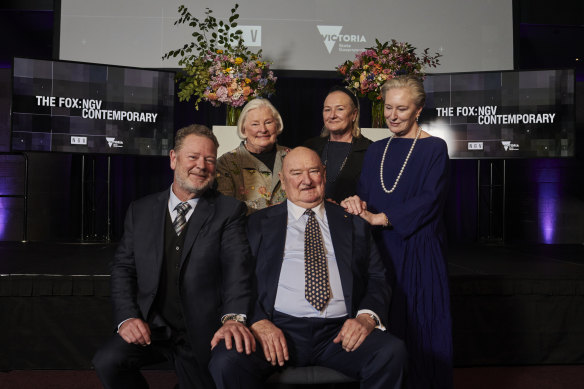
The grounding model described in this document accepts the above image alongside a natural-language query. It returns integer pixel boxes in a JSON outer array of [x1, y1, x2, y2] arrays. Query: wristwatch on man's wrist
[[221, 314, 246, 325]]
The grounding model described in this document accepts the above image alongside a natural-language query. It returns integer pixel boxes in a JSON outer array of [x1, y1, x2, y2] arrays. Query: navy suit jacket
[[111, 188, 252, 366], [247, 201, 390, 325]]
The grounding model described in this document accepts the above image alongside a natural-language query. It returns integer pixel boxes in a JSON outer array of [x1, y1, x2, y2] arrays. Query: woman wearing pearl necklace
[[304, 86, 372, 204], [342, 75, 453, 389]]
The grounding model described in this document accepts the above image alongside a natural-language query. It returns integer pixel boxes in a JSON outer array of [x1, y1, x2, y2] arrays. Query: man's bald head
[[279, 147, 326, 209]]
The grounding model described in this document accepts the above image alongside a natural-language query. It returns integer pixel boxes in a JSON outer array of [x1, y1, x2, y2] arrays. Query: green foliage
[[162, 4, 257, 109]]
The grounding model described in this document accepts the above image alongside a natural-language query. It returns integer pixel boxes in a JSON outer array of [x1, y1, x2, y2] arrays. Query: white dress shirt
[[168, 186, 199, 223], [273, 200, 384, 329], [274, 200, 347, 318]]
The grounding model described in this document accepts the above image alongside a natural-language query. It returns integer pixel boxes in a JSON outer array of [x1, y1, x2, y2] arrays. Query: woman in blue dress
[[341, 75, 452, 389]]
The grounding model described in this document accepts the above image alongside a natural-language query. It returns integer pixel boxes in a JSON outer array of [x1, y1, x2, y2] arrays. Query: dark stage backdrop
[[0, 70, 583, 243], [53, 74, 584, 244]]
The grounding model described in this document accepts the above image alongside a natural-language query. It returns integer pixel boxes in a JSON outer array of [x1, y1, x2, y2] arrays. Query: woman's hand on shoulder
[[341, 195, 367, 215], [341, 195, 388, 227]]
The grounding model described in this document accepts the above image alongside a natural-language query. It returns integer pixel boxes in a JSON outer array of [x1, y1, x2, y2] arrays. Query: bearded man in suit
[[93, 124, 255, 389], [209, 147, 407, 389]]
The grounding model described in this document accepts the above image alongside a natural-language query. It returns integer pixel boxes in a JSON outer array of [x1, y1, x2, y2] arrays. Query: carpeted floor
[[1, 366, 583, 389]]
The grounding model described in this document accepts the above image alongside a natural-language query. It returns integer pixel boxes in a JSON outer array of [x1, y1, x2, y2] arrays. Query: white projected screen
[[59, 0, 514, 73]]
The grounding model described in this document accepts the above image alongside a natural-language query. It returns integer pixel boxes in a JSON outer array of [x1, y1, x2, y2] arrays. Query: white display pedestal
[[212, 125, 240, 157], [212, 126, 391, 157], [360, 127, 390, 142]]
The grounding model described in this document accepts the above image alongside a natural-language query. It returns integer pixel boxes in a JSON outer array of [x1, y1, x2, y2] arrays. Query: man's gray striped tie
[[172, 202, 191, 236]]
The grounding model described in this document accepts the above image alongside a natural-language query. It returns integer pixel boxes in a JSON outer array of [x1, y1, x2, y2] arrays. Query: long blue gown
[[358, 136, 453, 389]]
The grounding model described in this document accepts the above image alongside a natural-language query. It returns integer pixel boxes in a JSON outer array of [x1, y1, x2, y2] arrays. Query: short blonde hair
[[381, 75, 426, 108], [236, 99, 284, 139]]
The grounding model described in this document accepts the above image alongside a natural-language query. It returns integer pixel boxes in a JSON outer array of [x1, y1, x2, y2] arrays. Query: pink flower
[[216, 86, 228, 100]]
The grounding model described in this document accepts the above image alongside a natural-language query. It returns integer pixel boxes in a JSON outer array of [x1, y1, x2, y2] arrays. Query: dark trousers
[[209, 312, 407, 389], [92, 327, 215, 389]]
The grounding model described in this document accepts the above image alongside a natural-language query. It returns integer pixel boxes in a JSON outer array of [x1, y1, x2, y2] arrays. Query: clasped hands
[[249, 314, 376, 366], [341, 195, 388, 226]]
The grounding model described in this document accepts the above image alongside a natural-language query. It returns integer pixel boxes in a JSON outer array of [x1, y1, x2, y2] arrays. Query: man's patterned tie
[[172, 202, 191, 236], [304, 209, 331, 311]]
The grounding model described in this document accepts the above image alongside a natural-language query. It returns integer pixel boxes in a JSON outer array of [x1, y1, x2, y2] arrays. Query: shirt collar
[[169, 186, 198, 211], [287, 199, 326, 221]]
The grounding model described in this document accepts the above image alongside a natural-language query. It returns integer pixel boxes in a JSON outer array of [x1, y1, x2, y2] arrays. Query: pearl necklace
[[380, 126, 422, 194]]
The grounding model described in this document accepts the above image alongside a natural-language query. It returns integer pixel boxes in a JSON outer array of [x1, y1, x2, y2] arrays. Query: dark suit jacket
[[111, 188, 252, 367], [303, 135, 372, 203], [247, 201, 390, 326]]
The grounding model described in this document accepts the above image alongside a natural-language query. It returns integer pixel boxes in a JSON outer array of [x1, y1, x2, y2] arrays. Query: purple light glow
[[535, 162, 562, 244], [540, 208, 556, 244], [0, 199, 7, 240]]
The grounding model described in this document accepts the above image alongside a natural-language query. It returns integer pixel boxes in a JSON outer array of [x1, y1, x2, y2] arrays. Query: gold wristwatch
[[221, 314, 246, 325]]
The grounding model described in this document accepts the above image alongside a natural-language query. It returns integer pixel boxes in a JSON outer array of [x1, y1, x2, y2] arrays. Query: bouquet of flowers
[[163, 4, 277, 110], [203, 50, 277, 108], [337, 39, 441, 101]]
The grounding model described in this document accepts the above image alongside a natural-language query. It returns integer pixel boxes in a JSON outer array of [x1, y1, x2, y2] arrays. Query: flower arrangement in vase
[[337, 39, 441, 127], [162, 4, 277, 124]]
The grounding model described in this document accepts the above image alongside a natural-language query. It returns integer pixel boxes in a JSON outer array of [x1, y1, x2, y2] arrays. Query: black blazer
[[247, 201, 390, 326], [303, 135, 372, 203], [111, 188, 252, 367]]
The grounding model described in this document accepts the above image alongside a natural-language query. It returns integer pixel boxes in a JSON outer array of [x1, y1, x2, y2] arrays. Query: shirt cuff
[[356, 309, 386, 331], [117, 318, 134, 332]]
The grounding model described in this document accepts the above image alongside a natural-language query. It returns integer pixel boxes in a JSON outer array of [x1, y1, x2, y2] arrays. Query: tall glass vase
[[226, 105, 243, 126], [371, 99, 385, 128]]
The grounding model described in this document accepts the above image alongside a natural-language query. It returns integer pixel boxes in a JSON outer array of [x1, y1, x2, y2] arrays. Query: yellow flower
[[234, 57, 243, 65], [245, 78, 251, 84], [216, 49, 223, 54], [224, 67, 232, 73]]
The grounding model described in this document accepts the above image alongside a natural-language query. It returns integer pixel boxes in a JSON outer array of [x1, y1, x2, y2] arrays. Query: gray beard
[[176, 176, 215, 197]]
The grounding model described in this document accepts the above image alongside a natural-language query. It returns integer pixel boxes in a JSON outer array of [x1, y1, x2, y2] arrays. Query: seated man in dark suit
[[93, 124, 255, 389], [209, 147, 407, 389]]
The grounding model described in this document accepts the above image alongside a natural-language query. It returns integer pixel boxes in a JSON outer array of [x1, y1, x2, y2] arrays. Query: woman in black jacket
[[304, 86, 372, 203]]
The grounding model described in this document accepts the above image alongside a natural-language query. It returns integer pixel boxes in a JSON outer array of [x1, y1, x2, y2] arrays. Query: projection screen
[[59, 0, 514, 73]]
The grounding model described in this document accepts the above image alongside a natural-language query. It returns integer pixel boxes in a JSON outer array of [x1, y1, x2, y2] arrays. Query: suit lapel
[[325, 202, 354, 312], [180, 194, 214, 266], [260, 202, 288, 313], [150, 191, 168, 275], [268, 148, 285, 195]]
